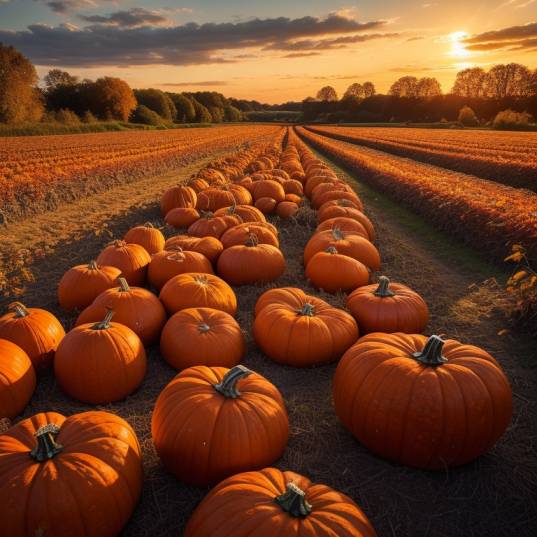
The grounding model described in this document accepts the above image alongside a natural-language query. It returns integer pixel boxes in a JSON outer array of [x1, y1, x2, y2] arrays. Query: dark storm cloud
[[79, 8, 172, 28]]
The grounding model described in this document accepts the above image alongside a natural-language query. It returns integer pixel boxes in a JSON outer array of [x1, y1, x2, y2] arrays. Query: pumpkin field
[[0, 124, 536, 537]]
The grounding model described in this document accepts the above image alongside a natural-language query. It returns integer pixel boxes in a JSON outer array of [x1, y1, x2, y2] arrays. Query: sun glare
[[449, 31, 470, 58]]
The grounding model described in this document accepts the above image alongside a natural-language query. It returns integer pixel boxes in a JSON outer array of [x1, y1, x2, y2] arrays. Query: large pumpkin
[[0, 339, 36, 419], [165, 207, 200, 229], [161, 185, 197, 215], [276, 201, 299, 219], [0, 303, 65, 370], [253, 287, 358, 367], [123, 223, 165, 255], [96, 240, 151, 286], [251, 180, 286, 203], [159, 273, 237, 316], [333, 333, 513, 469], [58, 260, 121, 311], [55, 311, 146, 404], [254, 197, 278, 214], [188, 212, 241, 239], [196, 188, 235, 212], [316, 217, 374, 241], [152, 365, 289, 486], [0, 410, 143, 537], [217, 236, 285, 286], [214, 203, 266, 223], [220, 223, 279, 249], [164, 235, 223, 263], [184, 467, 377, 537], [75, 278, 166, 346], [160, 307, 245, 370], [346, 276, 429, 334]]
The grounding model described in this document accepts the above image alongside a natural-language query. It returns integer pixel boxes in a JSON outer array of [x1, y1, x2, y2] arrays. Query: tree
[[224, 105, 242, 122], [416, 77, 442, 98], [493, 109, 532, 130], [452, 67, 487, 98], [88, 77, 136, 121], [344, 83, 364, 99], [167, 93, 196, 123], [191, 99, 212, 123], [134, 89, 176, 120], [485, 63, 532, 98], [131, 105, 163, 126], [44, 69, 78, 90], [0, 44, 44, 123], [458, 105, 479, 126], [363, 82, 376, 98], [389, 76, 418, 98], [316, 86, 338, 102]]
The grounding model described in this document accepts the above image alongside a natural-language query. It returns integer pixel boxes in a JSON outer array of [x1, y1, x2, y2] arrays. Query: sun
[[449, 31, 470, 58]]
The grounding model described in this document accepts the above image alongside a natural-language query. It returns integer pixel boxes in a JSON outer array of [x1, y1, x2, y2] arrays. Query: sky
[[0, 0, 536, 103]]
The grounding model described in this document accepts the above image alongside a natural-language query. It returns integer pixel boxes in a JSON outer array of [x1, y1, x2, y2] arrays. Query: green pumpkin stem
[[87, 260, 99, 270], [373, 276, 395, 298], [30, 424, 63, 462], [275, 483, 312, 518], [412, 335, 447, 366], [9, 302, 29, 318], [91, 309, 114, 330], [117, 277, 130, 292], [213, 365, 252, 398], [298, 303, 315, 317]]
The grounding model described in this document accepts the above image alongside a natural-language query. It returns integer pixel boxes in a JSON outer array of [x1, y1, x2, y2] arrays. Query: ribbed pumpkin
[[75, 278, 166, 346], [306, 247, 369, 294], [285, 193, 302, 205], [252, 180, 285, 203], [333, 333, 513, 469], [221, 224, 279, 249], [318, 205, 367, 226], [217, 235, 285, 286], [159, 273, 237, 316], [184, 467, 377, 537], [317, 216, 374, 241], [152, 365, 289, 486], [347, 276, 429, 334], [318, 198, 361, 214], [148, 249, 213, 291], [276, 201, 299, 219], [214, 203, 266, 223], [123, 223, 165, 255], [96, 240, 151, 286], [0, 410, 143, 537], [58, 260, 121, 311], [255, 197, 278, 214], [161, 185, 197, 215], [164, 235, 223, 263], [282, 179, 303, 196], [188, 212, 241, 239], [197, 188, 235, 212], [0, 339, 36, 419], [254, 287, 358, 367], [165, 207, 200, 228], [160, 307, 245, 370], [188, 178, 210, 192], [55, 311, 146, 404], [304, 229, 381, 270], [305, 175, 338, 198], [313, 190, 363, 212], [0, 303, 65, 370]]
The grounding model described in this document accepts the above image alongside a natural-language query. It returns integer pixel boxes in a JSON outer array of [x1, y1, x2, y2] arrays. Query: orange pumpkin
[[319, 210, 376, 240], [318, 198, 361, 213], [188, 212, 241, 239], [75, 278, 166, 346], [0, 339, 35, 419], [333, 333, 513, 469], [316, 216, 373, 241], [282, 179, 303, 196], [96, 240, 151, 286], [160, 307, 245, 370], [221, 224, 279, 249], [276, 201, 299, 219], [164, 235, 223, 263], [148, 249, 213, 291], [251, 180, 286, 203], [55, 311, 146, 404], [255, 197, 278, 214], [58, 260, 121, 311], [159, 273, 237, 316], [285, 193, 302, 204], [123, 223, 165, 255], [184, 467, 377, 537], [0, 303, 65, 370], [161, 185, 197, 215], [253, 287, 358, 367], [152, 365, 289, 486], [0, 410, 143, 537], [214, 203, 266, 223], [165, 207, 200, 228], [197, 188, 235, 212], [188, 178, 210, 192]]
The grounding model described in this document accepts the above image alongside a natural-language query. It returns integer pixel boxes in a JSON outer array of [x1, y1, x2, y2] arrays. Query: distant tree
[[493, 109, 532, 130], [208, 106, 224, 123], [416, 77, 442, 97], [362, 82, 376, 98], [82, 110, 97, 123], [389, 76, 418, 97], [458, 105, 479, 127], [191, 99, 213, 123], [134, 89, 176, 120], [224, 105, 242, 122], [303, 96, 317, 102], [452, 67, 487, 98], [167, 93, 196, 122], [131, 104, 163, 126], [44, 69, 78, 90], [89, 77, 136, 121], [0, 44, 44, 123], [55, 108, 81, 124], [316, 86, 338, 102], [485, 63, 532, 98], [344, 83, 364, 99], [530, 69, 537, 96]]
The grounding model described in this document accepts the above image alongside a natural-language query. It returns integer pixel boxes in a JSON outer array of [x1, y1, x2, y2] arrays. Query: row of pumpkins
[[0, 129, 513, 537]]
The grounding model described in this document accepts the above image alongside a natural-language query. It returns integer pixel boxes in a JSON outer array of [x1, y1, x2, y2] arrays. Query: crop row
[[307, 125, 537, 192]]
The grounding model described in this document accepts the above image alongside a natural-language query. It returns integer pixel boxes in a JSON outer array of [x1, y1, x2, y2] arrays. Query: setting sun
[[449, 31, 471, 58]]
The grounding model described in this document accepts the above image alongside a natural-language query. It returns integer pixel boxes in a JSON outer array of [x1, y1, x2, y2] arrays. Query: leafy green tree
[[134, 89, 176, 120], [167, 93, 196, 122], [131, 104, 164, 126]]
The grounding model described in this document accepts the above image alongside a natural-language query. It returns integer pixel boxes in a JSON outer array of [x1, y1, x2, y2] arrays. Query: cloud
[[463, 22, 537, 51], [161, 80, 228, 87], [264, 32, 400, 51], [0, 13, 392, 67], [282, 52, 322, 58], [79, 8, 172, 28], [406, 36, 424, 42], [34, 0, 107, 14]]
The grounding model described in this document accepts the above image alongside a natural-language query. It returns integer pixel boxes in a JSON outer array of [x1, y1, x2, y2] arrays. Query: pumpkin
[[96, 240, 151, 286], [333, 333, 513, 469], [75, 278, 166, 346], [161, 185, 197, 215], [58, 260, 121, 311], [188, 178, 210, 192], [160, 307, 245, 370], [197, 188, 235, 212], [254, 287, 358, 367], [318, 198, 361, 213], [282, 179, 303, 196], [123, 223, 165, 255], [164, 235, 223, 263], [0, 303, 65, 370], [347, 276, 429, 334], [276, 201, 299, 219], [221, 224, 279, 249], [0, 410, 143, 537], [148, 248, 213, 291], [285, 193, 302, 204], [159, 273, 237, 316], [318, 204, 366, 225], [184, 467, 377, 537], [271, 169, 291, 181], [0, 339, 35, 419], [304, 229, 381, 270], [55, 311, 146, 404], [314, 192, 363, 211], [214, 203, 266, 223], [306, 247, 369, 293], [165, 207, 200, 228], [317, 216, 374, 241], [304, 176, 338, 198], [251, 180, 286, 203], [217, 236, 285, 286], [255, 197, 278, 214], [152, 365, 289, 486], [188, 212, 241, 239], [226, 184, 253, 206]]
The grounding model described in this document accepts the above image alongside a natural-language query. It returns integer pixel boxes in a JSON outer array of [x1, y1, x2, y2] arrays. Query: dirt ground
[[1, 141, 536, 537]]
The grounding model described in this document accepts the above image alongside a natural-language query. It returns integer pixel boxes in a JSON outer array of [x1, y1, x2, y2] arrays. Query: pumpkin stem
[[30, 424, 63, 461], [226, 201, 237, 214], [412, 335, 447, 366], [298, 303, 315, 317], [337, 199, 353, 207], [200, 211, 214, 219], [194, 275, 209, 285], [325, 246, 338, 255], [91, 309, 114, 330], [198, 322, 211, 333], [9, 302, 30, 318], [245, 233, 259, 247], [117, 277, 130, 292], [143, 222, 155, 228], [87, 260, 99, 270], [213, 365, 252, 398], [373, 276, 395, 298], [275, 483, 312, 518], [331, 227, 344, 241]]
